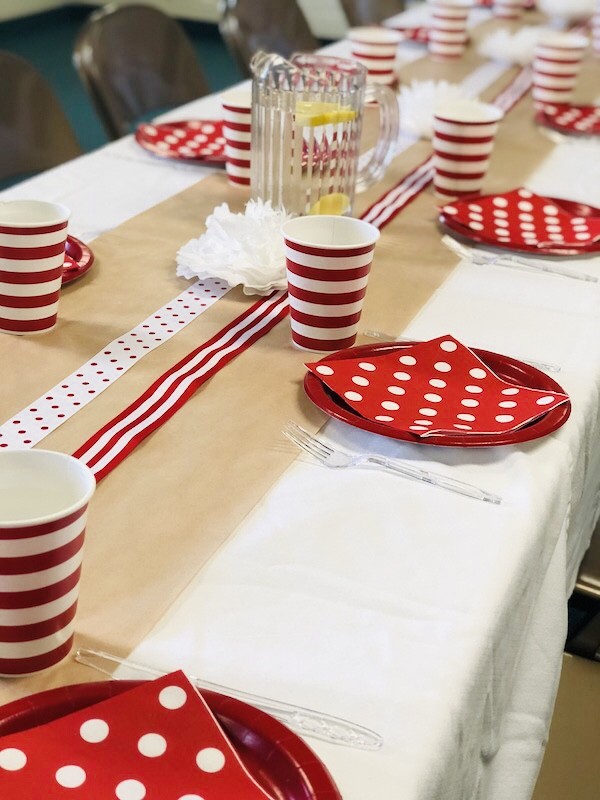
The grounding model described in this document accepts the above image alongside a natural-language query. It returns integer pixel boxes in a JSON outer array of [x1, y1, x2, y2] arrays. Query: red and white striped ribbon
[[0, 503, 88, 675], [73, 291, 289, 481]]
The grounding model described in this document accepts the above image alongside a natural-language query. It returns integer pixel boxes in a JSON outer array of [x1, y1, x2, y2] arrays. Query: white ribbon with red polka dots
[[0, 279, 229, 450]]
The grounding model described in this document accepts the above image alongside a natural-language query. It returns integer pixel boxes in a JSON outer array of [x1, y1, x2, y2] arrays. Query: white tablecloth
[[120, 140, 600, 800], [2, 29, 599, 799]]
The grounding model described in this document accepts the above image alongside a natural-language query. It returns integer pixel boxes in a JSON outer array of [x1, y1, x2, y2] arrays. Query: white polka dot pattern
[[80, 719, 109, 743], [537, 103, 600, 136], [0, 279, 229, 450], [0, 671, 274, 799], [306, 334, 569, 437], [443, 188, 600, 251], [135, 121, 227, 163]]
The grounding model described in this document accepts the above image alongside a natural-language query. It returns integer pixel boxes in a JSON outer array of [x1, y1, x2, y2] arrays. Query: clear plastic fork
[[442, 234, 598, 283], [283, 421, 502, 505]]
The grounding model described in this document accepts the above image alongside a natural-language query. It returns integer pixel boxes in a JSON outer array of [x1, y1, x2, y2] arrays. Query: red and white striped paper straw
[[222, 88, 252, 188], [348, 26, 401, 85], [428, 0, 471, 60], [0, 201, 69, 335], [0, 450, 94, 676], [282, 216, 379, 352], [433, 100, 504, 199], [533, 32, 589, 106]]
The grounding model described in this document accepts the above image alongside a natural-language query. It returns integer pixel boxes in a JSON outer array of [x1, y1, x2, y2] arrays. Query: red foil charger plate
[[0, 681, 341, 800], [440, 196, 600, 258], [304, 341, 571, 448], [63, 236, 94, 285]]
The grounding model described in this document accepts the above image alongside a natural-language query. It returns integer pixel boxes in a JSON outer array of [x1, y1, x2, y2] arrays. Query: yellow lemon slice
[[295, 101, 357, 127], [309, 193, 351, 216]]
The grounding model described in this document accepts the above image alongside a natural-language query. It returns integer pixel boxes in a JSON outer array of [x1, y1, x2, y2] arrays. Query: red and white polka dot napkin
[[306, 335, 569, 437], [135, 121, 227, 162], [442, 188, 600, 250], [0, 671, 274, 800], [537, 104, 600, 137]]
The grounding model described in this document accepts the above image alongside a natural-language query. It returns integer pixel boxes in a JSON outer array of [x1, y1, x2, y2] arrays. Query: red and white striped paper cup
[[0, 200, 69, 335], [428, 0, 471, 61], [433, 100, 504, 199], [348, 26, 401, 85], [222, 87, 252, 187], [492, 0, 523, 19], [282, 215, 380, 352], [0, 450, 95, 676], [533, 32, 589, 106]]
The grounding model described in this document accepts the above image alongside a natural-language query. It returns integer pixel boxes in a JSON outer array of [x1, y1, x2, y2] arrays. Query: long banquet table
[[1, 7, 600, 800]]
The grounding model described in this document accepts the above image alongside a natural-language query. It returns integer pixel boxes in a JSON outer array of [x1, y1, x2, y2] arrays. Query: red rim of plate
[[535, 109, 600, 138], [0, 681, 342, 800], [304, 341, 571, 448], [439, 194, 600, 257], [62, 235, 95, 285], [135, 120, 227, 163]]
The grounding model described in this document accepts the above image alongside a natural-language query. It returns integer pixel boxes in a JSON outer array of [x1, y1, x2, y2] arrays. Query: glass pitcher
[[250, 52, 400, 216]]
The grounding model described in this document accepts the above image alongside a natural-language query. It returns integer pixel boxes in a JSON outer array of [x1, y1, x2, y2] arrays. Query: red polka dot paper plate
[[62, 236, 95, 285], [135, 121, 227, 163], [440, 188, 600, 257], [536, 104, 600, 137], [0, 674, 341, 800], [304, 339, 571, 447]]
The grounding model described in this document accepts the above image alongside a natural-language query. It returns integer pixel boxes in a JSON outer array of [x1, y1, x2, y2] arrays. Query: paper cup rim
[[435, 101, 504, 124], [221, 86, 252, 110], [282, 216, 380, 249], [537, 33, 590, 50], [348, 26, 402, 44], [0, 200, 70, 229], [0, 450, 95, 528]]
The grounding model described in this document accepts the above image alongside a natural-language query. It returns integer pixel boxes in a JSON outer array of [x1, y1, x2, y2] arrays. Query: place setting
[[427, 93, 600, 283], [0, 667, 344, 800], [530, 31, 600, 141], [0, 444, 372, 799], [276, 212, 572, 508]]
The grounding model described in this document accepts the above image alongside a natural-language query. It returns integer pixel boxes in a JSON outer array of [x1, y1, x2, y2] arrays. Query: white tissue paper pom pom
[[398, 80, 475, 139], [176, 200, 293, 296], [478, 26, 550, 66]]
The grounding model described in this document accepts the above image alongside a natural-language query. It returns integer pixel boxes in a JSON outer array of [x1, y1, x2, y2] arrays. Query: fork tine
[[284, 422, 333, 457], [283, 427, 327, 463]]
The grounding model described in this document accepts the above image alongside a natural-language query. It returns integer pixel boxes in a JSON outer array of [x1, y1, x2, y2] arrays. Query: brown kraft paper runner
[[0, 38, 597, 703]]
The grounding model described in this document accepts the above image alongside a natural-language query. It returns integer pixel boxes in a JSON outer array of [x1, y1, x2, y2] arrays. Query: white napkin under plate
[[176, 200, 292, 296]]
